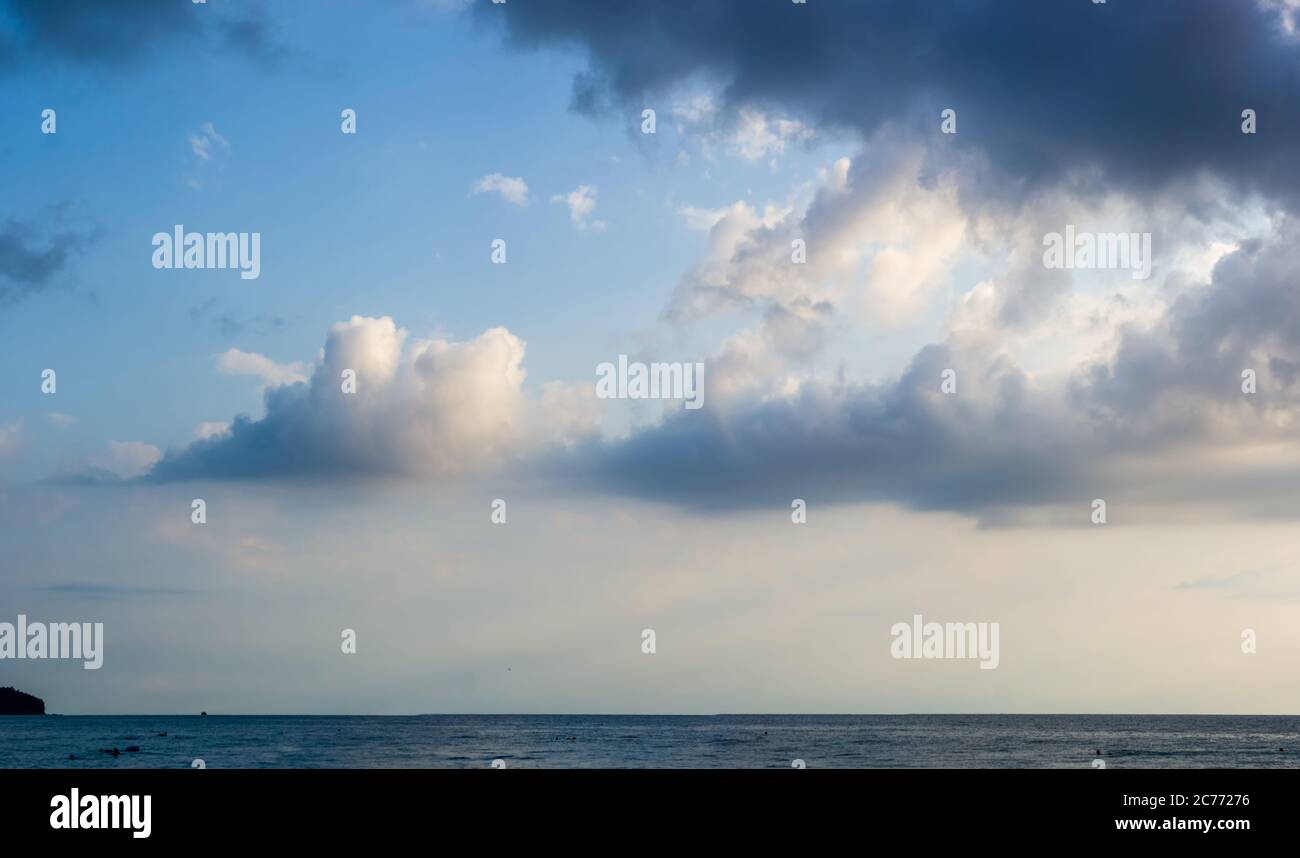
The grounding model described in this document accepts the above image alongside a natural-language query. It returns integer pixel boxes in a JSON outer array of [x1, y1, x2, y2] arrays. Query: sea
[[2, 714, 1298, 769]]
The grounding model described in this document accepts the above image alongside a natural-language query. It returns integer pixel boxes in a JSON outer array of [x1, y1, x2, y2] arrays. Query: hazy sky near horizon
[[3, 0, 1300, 714]]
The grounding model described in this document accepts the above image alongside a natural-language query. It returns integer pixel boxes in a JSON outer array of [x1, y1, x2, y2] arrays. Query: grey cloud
[[1075, 222, 1300, 427], [561, 342, 1083, 515], [480, 0, 1300, 209], [0, 0, 287, 71], [0, 213, 96, 306], [1, 0, 197, 65], [761, 298, 833, 361], [215, 6, 288, 70]]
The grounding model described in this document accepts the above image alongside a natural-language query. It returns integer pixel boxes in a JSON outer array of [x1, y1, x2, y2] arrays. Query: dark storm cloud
[[480, 0, 1300, 207], [0, 0, 286, 70]]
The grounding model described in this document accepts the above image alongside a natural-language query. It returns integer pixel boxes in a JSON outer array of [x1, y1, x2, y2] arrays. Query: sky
[[2, 0, 1300, 715]]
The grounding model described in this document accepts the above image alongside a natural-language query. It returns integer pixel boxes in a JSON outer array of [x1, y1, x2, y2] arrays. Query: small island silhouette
[[0, 687, 45, 715]]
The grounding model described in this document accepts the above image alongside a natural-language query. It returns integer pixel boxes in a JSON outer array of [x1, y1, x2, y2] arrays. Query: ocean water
[[1, 714, 1298, 769]]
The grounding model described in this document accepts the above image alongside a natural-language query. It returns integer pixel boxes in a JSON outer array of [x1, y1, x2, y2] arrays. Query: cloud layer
[[23, 0, 1300, 528]]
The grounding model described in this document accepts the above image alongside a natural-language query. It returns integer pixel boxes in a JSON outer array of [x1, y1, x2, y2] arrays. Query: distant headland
[[0, 687, 45, 715]]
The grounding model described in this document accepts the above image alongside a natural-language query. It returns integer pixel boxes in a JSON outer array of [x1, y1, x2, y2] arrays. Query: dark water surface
[[3, 714, 1298, 768]]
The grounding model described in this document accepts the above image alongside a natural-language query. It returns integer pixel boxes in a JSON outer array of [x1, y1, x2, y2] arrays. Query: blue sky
[[3, 0, 1300, 716]]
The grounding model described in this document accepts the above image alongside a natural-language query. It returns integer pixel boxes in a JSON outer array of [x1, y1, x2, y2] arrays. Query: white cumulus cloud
[[215, 348, 310, 389], [472, 173, 530, 206], [552, 185, 606, 231], [152, 316, 598, 481]]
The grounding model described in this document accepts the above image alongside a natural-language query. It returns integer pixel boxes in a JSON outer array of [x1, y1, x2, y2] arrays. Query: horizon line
[[19, 712, 1300, 718]]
